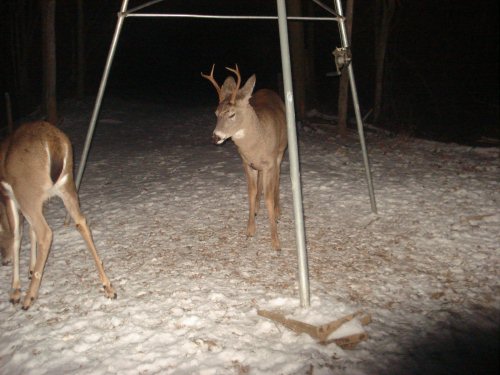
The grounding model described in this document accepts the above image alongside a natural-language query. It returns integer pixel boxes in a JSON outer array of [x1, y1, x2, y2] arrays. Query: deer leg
[[0, 229, 13, 266], [22, 207, 52, 310], [263, 168, 281, 251], [243, 163, 258, 237], [4, 196, 22, 303], [29, 227, 36, 278], [59, 185, 116, 300], [0, 201, 13, 265], [274, 156, 283, 219], [255, 171, 263, 216], [0, 207, 12, 265]]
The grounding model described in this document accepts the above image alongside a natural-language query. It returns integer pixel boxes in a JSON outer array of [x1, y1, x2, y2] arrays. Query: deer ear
[[221, 77, 236, 101], [238, 74, 256, 103]]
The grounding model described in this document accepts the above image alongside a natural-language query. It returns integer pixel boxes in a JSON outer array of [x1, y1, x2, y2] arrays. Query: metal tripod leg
[[277, 0, 311, 308], [74, 0, 130, 192], [333, 0, 377, 214]]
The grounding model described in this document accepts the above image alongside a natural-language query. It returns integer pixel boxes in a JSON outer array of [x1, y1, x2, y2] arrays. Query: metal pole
[[276, 0, 310, 308], [126, 13, 339, 22], [333, 0, 377, 214], [74, 0, 130, 191]]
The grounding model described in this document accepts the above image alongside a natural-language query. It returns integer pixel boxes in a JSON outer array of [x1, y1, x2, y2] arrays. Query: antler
[[225, 64, 242, 104], [201, 64, 222, 102]]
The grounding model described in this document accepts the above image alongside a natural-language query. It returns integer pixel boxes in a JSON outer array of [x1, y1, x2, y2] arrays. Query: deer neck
[[232, 108, 262, 149]]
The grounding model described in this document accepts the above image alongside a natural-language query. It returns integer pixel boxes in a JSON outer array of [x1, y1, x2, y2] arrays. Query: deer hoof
[[246, 223, 256, 237], [9, 289, 21, 304], [103, 284, 117, 299], [272, 239, 281, 252], [2, 258, 11, 266], [22, 295, 35, 310]]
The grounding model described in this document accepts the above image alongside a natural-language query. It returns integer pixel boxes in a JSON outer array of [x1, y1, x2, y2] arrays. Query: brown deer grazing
[[202, 64, 287, 250], [0, 121, 116, 309]]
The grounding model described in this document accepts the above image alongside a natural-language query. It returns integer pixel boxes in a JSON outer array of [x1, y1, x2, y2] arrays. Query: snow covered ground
[[0, 97, 498, 374]]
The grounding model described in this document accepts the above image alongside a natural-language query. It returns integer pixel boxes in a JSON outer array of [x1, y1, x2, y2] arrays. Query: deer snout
[[212, 132, 226, 145]]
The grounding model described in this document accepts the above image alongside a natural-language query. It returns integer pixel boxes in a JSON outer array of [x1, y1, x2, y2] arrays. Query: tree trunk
[[8, 1, 37, 114], [40, 0, 57, 125], [373, 0, 396, 124], [305, 1, 317, 109], [287, 0, 307, 120], [76, 0, 85, 98], [337, 0, 354, 138]]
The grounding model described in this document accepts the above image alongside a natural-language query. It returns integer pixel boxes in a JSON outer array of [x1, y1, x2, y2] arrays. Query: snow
[[0, 97, 498, 374]]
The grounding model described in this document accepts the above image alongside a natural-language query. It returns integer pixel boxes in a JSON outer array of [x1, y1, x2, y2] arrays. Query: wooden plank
[[317, 310, 362, 342], [328, 332, 369, 349], [257, 309, 320, 339], [258, 309, 371, 348]]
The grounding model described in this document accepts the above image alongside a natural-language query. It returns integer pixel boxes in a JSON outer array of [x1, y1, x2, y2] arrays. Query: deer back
[[0, 121, 73, 198]]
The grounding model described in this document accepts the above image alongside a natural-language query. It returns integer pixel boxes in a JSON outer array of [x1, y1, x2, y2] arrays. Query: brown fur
[[204, 66, 287, 250], [0, 121, 116, 309]]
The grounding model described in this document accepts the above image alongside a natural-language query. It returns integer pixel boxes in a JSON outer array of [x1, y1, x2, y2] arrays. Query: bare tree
[[76, 0, 85, 98], [40, 0, 57, 125], [373, 0, 397, 124], [305, 1, 317, 111], [337, 0, 354, 138], [5, 1, 38, 115], [287, 0, 307, 120]]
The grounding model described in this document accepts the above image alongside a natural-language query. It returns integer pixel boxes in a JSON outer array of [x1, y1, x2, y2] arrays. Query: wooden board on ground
[[257, 309, 371, 349]]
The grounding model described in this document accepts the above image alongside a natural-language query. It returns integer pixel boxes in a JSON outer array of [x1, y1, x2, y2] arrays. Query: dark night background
[[0, 0, 498, 145]]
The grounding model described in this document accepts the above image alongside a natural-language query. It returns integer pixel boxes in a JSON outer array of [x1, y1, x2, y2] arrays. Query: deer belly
[[246, 160, 271, 171], [239, 149, 272, 171]]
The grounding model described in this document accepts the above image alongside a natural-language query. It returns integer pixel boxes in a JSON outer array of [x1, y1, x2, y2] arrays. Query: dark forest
[[0, 0, 498, 145]]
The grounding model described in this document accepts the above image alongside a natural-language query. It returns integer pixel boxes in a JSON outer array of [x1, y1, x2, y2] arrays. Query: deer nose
[[212, 133, 221, 144], [212, 132, 227, 145]]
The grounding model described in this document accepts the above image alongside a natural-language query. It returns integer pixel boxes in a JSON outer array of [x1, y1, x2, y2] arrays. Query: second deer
[[202, 64, 287, 250], [0, 121, 116, 309]]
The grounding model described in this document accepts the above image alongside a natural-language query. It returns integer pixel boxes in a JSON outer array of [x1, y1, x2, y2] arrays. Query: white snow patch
[[0, 99, 498, 375]]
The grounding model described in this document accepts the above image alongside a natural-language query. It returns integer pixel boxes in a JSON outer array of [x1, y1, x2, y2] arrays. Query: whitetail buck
[[202, 64, 287, 250], [0, 121, 116, 309]]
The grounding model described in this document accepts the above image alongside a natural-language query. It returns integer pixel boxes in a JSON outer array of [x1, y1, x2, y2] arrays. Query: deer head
[[202, 64, 257, 144]]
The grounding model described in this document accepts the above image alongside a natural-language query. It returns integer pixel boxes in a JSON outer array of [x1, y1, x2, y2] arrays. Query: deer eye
[[228, 112, 236, 119]]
